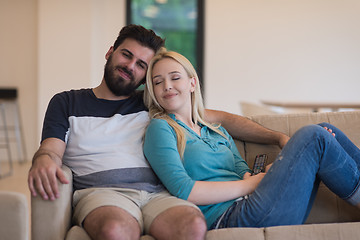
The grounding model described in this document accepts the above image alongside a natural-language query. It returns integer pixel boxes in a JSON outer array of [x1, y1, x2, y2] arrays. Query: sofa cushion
[[66, 226, 156, 240], [206, 227, 265, 240], [66, 226, 91, 240], [265, 222, 360, 240]]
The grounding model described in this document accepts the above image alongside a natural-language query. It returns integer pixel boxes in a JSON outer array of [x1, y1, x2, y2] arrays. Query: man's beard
[[103, 55, 144, 96]]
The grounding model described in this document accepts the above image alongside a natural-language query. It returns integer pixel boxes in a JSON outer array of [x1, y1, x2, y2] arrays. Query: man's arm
[[28, 138, 69, 201], [204, 109, 289, 148]]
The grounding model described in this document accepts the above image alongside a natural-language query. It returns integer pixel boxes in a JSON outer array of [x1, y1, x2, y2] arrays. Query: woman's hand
[[243, 171, 252, 179], [244, 172, 265, 193], [188, 172, 266, 205], [242, 171, 265, 193], [323, 126, 336, 137], [265, 163, 272, 172]]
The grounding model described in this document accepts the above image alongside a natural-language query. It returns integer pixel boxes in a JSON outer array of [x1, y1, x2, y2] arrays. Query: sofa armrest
[[0, 191, 29, 240], [31, 165, 73, 240]]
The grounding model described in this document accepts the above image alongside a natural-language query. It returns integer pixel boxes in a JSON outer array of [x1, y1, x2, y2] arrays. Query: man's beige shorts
[[72, 187, 199, 234]]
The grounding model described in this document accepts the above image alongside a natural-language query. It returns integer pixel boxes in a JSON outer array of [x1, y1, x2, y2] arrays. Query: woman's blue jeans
[[212, 123, 360, 229]]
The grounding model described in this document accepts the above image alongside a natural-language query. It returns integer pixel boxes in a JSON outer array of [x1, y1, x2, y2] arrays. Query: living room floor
[[0, 161, 31, 199]]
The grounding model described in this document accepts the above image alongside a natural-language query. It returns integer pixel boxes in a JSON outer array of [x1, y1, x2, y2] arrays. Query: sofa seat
[[66, 222, 360, 240]]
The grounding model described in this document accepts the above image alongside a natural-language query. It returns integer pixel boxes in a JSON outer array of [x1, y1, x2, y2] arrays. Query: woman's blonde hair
[[144, 49, 226, 158]]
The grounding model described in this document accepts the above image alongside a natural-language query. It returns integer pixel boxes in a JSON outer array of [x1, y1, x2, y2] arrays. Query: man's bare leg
[[149, 206, 207, 240], [83, 206, 141, 240]]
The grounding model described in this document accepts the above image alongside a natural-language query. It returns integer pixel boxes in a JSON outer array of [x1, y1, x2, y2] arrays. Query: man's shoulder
[[54, 88, 91, 97], [51, 88, 92, 102]]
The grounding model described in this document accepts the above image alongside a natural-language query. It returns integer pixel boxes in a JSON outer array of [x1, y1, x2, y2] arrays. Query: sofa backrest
[[233, 110, 360, 224], [235, 111, 360, 168]]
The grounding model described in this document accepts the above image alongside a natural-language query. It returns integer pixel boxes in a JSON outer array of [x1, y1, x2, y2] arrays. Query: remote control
[[252, 154, 267, 175]]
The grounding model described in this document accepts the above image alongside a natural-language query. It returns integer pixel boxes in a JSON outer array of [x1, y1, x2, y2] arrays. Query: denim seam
[[343, 178, 360, 205]]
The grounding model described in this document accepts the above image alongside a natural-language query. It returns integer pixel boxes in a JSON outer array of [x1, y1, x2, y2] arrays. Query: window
[[127, 0, 205, 88]]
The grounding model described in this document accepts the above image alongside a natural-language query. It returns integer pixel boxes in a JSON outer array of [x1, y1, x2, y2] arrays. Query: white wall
[[0, 0, 37, 161], [37, 0, 126, 140], [205, 0, 360, 114]]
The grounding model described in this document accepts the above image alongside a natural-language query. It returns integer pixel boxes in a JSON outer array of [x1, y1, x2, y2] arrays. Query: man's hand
[[278, 133, 290, 149], [28, 138, 68, 201], [28, 156, 68, 201]]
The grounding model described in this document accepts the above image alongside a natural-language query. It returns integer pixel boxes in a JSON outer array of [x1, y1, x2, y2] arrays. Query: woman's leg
[[318, 122, 360, 168], [217, 124, 360, 228]]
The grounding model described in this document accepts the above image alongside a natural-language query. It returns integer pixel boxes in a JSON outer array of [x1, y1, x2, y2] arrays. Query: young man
[[28, 25, 288, 240]]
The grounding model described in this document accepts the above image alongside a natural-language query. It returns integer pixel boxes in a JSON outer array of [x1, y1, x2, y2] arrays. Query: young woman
[[143, 50, 360, 229]]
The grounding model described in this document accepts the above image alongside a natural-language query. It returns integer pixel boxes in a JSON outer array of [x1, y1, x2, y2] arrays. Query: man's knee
[[150, 206, 206, 240], [83, 206, 141, 240], [167, 206, 207, 239], [184, 209, 207, 237], [95, 219, 140, 240]]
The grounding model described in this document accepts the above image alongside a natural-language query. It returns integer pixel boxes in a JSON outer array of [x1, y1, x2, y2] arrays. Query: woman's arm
[[186, 126, 262, 205], [188, 173, 264, 205], [144, 119, 196, 200], [144, 119, 265, 205], [204, 109, 289, 148]]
